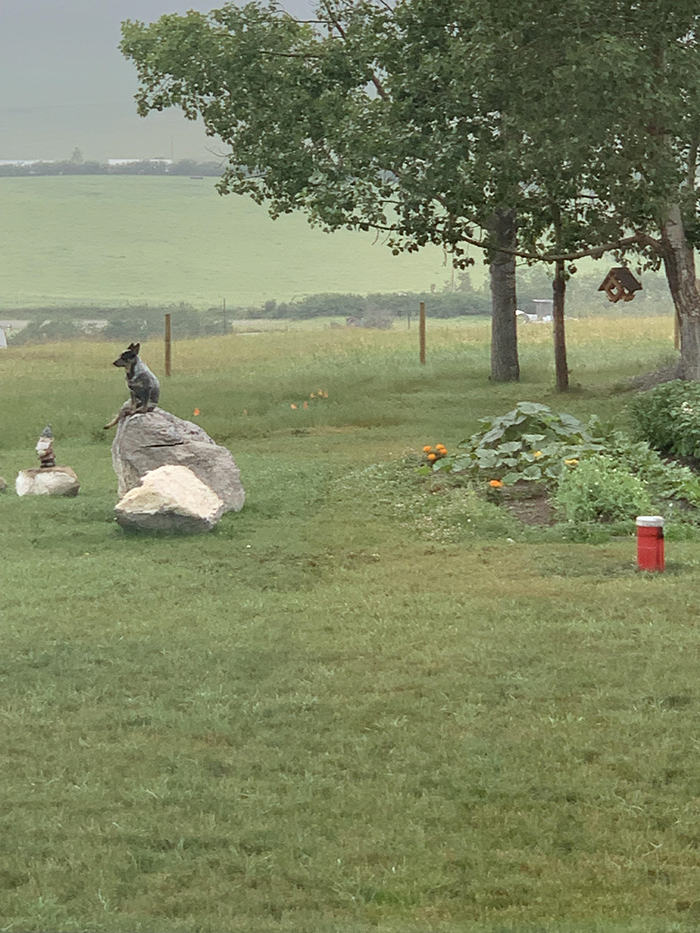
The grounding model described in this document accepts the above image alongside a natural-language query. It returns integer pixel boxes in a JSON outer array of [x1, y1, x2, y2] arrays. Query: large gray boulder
[[111, 408, 244, 512], [115, 465, 225, 533]]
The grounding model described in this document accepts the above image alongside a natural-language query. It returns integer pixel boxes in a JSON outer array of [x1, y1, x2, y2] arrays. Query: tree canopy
[[121, 0, 700, 380]]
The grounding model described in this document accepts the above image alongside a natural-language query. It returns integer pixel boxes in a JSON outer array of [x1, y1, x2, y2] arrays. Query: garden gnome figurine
[[36, 424, 56, 468]]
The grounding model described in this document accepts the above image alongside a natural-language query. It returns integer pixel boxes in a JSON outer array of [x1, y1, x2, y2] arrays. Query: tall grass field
[[0, 176, 458, 309], [0, 316, 697, 933]]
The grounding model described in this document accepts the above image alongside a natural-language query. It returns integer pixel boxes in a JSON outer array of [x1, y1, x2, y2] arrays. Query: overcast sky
[[0, 0, 314, 162]]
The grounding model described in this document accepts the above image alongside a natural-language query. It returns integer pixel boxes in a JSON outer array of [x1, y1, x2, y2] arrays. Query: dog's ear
[[129, 343, 140, 355]]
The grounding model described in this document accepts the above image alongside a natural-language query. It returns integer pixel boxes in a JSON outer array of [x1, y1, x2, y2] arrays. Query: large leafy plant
[[596, 427, 700, 508], [431, 402, 601, 485]]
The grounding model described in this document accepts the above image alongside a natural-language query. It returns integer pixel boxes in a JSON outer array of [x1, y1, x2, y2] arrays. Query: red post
[[636, 516, 664, 572]]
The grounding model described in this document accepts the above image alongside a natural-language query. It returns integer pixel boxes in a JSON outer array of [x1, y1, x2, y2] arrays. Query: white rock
[[114, 464, 225, 533], [16, 467, 80, 497]]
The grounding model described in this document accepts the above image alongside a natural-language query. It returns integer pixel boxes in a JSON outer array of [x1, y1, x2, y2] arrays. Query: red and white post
[[636, 516, 665, 572]]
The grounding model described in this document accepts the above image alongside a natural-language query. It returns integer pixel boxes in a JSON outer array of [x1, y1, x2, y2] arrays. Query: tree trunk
[[660, 203, 700, 379], [552, 258, 569, 392], [489, 208, 520, 382]]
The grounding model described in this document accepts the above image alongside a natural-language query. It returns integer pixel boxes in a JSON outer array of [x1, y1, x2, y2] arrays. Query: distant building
[[532, 299, 554, 320], [107, 158, 173, 166]]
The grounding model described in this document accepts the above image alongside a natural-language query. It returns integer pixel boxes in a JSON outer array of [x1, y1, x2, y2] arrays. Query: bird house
[[598, 267, 642, 303]]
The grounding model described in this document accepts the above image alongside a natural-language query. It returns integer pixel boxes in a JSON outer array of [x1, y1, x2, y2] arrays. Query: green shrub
[[592, 426, 700, 508], [553, 456, 652, 523], [628, 380, 700, 460]]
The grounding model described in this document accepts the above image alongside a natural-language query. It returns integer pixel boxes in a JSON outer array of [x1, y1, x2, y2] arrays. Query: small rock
[[114, 464, 225, 533], [16, 466, 80, 497]]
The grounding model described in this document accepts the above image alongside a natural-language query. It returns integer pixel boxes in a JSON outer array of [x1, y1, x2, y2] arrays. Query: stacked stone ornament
[[15, 425, 80, 497]]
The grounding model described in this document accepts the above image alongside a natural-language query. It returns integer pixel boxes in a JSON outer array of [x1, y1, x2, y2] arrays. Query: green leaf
[[517, 402, 550, 416], [480, 425, 506, 445], [501, 472, 521, 486], [450, 455, 476, 472], [475, 448, 499, 468]]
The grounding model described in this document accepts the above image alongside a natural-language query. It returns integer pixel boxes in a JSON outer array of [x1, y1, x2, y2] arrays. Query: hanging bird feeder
[[598, 267, 643, 303]]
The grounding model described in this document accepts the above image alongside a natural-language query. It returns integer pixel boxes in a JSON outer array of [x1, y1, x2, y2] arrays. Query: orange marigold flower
[[428, 453, 437, 461], [423, 446, 433, 453], [193, 408, 200, 416], [489, 479, 504, 488]]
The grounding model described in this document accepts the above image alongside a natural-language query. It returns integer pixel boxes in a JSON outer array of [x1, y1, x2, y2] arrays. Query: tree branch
[[350, 219, 660, 263], [318, 0, 391, 101]]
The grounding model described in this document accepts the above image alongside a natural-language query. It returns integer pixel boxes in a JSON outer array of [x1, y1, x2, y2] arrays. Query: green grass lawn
[[0, 176, 458, 309], [1, 317, 697, 933]]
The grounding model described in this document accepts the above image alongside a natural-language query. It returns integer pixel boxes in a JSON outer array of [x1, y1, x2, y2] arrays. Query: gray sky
[[0, 0, 314, 162]]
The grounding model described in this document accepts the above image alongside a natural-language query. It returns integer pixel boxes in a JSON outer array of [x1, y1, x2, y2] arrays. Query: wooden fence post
[[419, 301, 426, 364], [165, 313, 172, 377]]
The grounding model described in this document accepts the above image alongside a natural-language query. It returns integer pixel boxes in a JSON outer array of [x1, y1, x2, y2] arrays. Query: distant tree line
[[5, 272, 674, 346], [7, 303, 225, 346], [251, 290, 491, 320], [6, 291, 490, 346], [0, 159, 223, 177]]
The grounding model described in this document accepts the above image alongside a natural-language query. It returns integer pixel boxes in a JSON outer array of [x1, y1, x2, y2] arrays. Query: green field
[[0, 176, 460, 309], [1, 316, 698, 933]]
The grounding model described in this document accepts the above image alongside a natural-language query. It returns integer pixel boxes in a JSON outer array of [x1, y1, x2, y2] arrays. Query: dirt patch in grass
[[491, 481, 557, 526], [503, 494, 556, 526]]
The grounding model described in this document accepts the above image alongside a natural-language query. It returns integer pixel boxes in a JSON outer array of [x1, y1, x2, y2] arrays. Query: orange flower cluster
[[423, 443, 448, 463], [489, 479, 504, 488], [291, 389, 330, 411]]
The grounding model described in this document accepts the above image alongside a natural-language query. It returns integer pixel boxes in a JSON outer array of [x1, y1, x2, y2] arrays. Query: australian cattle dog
[[104, 342, 160, 428]]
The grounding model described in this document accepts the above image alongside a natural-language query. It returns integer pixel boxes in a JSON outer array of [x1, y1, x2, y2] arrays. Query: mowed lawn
[[0, 176, 455, 309], [2, 317, 700, 933]]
